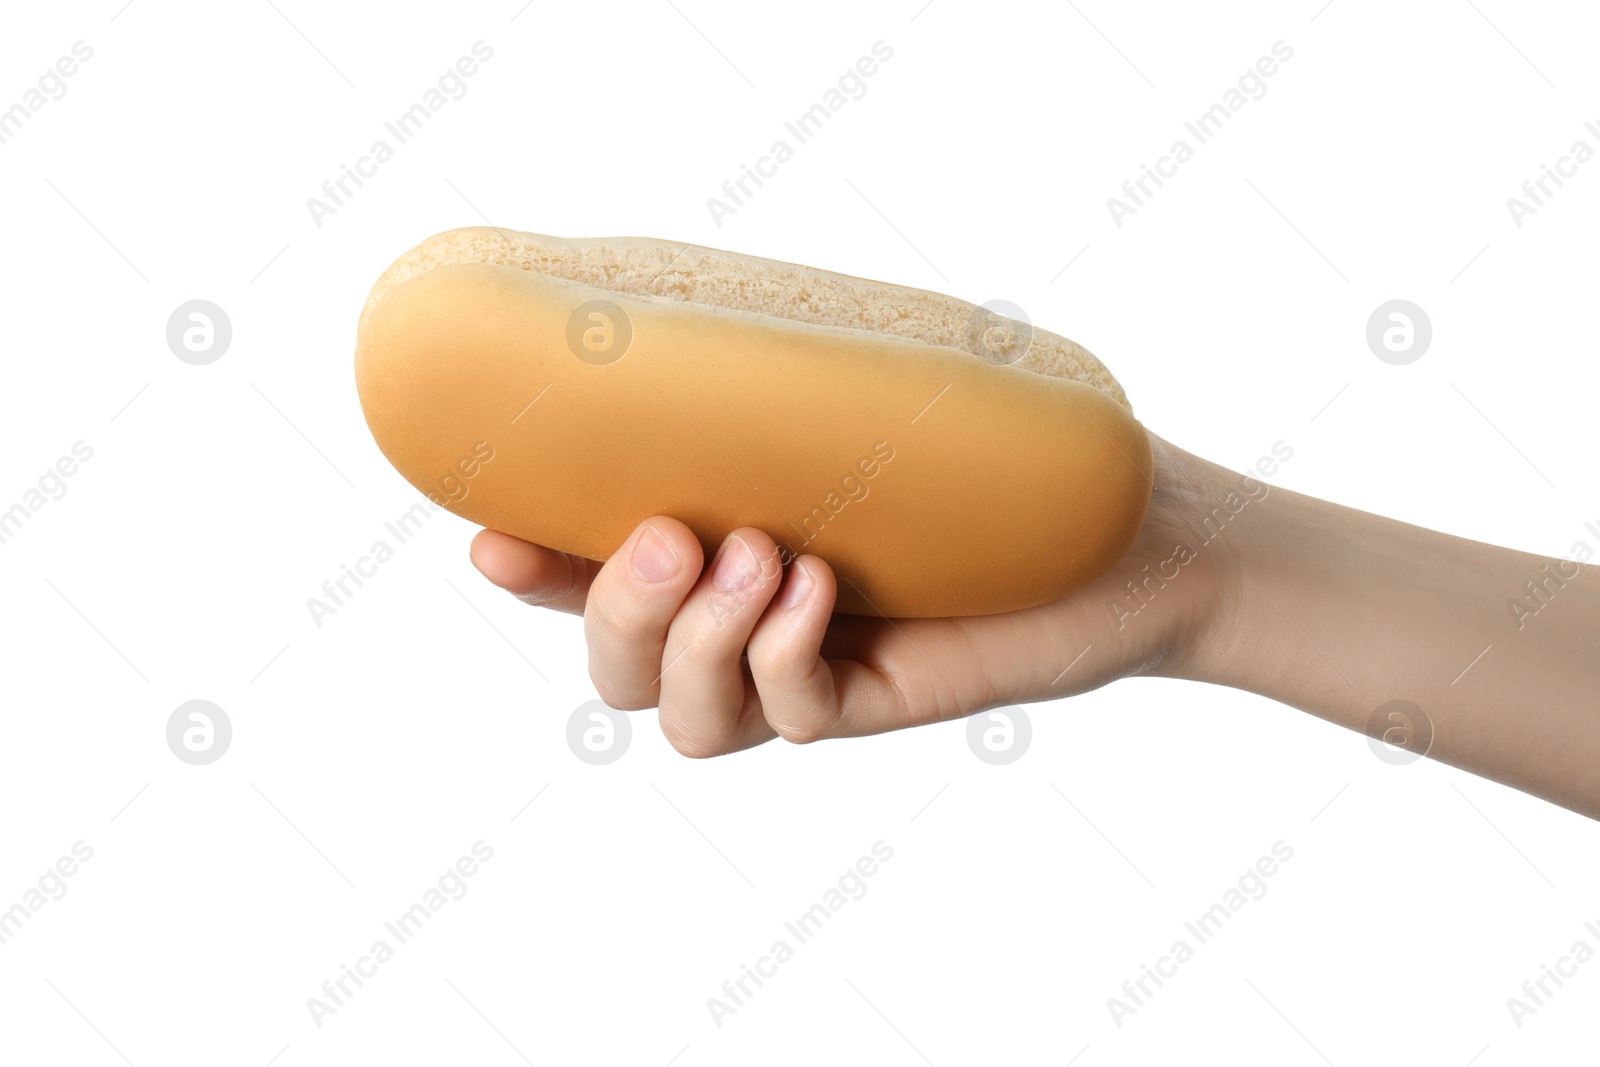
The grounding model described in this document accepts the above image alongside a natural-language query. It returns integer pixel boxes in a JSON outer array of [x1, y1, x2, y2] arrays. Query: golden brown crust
[[354, 260, 1152, 617]]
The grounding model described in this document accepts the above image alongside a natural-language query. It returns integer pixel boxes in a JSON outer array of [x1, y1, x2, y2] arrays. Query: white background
[[2, 1, 1597, 1063]]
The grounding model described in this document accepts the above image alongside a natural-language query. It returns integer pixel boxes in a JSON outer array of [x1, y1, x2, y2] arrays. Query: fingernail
[[711, 535, 758, 593], [776, 560, 813, 608], [631, 524, 680, 583]]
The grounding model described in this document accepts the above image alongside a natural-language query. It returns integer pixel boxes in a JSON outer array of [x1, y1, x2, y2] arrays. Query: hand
[[468, 432, 1240, 757]]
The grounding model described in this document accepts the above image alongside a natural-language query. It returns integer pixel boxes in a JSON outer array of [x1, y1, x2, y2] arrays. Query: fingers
[[480, 517, 1032, 758], [583, 524, 993, 753], [745, 556, 844, 744], [657, 546, 951, 750], [655, 529, 787, 757], [583, 517, 705, 711], [470, 528, 598, 616]]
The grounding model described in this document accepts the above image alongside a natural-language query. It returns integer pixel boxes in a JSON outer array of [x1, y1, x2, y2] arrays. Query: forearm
[[1166, 458, 1600, 818]]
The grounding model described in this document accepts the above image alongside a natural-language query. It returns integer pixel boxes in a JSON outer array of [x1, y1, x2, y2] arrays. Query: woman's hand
[[469, 432, 1240, 757], [471, 428, 1600, 822]]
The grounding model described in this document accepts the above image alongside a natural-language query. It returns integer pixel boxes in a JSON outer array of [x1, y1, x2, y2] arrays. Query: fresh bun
[[355, 228, 1152, 617]]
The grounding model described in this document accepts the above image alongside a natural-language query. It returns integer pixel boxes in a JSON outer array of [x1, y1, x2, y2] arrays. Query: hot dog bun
[[355, 228, 1153, 618]]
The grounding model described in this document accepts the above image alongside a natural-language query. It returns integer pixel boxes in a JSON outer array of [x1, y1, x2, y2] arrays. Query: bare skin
[[470, 432, 1600, 819]]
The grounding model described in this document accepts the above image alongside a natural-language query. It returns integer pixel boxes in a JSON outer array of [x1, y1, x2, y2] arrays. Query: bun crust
[[354, 229, 1151, 617]]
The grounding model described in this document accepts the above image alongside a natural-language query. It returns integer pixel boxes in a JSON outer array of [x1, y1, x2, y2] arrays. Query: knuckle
[[875, 660, 925, 731], [677, 630, 743, 680], [704, 588, 755, 630], [769, 713, 827, 745], [676, 633, 720, 668], [586, 596, 645, 649], [752, 646, 832, 744], [658, 714, 729, 759], [753, 637, 811, 682], [589, 667, 652, 713], [520, 550, 582, 606]]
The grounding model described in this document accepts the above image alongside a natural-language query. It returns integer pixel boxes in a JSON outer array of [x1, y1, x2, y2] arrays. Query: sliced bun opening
[[360, 227, 1129, 409]]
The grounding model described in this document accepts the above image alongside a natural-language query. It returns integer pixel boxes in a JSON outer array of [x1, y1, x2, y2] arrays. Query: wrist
[[1159, 457, 1380, 708], [1138, 438, 1288, 688]]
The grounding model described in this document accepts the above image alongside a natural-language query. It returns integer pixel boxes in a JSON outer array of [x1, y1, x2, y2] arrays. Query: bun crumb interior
[[360, 227, 1130, 410]]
